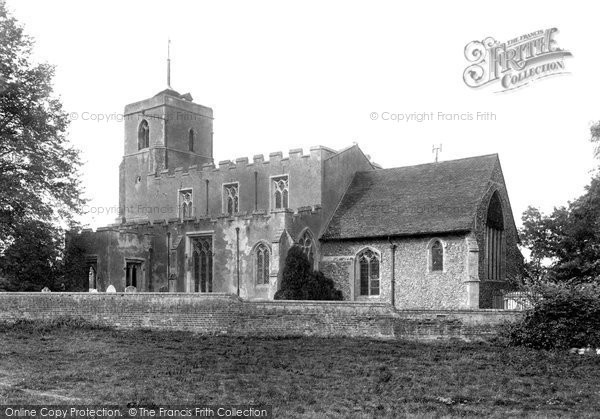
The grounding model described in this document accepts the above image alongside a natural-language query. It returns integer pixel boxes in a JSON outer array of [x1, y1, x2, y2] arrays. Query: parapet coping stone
[[0, 293, 526, 314]]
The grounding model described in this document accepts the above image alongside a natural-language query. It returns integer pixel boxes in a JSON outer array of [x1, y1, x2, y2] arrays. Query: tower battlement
[[146, 146, 335, 180]]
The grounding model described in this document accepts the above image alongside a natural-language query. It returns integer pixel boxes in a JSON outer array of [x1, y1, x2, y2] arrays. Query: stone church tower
[[119, 52, 213, 222]]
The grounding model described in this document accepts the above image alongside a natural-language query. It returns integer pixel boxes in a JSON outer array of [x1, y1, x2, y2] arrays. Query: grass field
[[1, 320, 600, 418]]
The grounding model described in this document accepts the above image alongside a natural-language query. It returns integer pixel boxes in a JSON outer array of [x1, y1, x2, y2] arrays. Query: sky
[[5, 0, 598, 229]]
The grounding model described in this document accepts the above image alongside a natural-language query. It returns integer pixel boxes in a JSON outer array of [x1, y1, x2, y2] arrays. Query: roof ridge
[[366, 153, 499, 173], [323, 144, 356, 162]]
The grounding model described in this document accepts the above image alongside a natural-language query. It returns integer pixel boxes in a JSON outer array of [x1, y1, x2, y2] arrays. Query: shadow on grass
[[1, 320, 600, 417], [0, 317, 113, 334]]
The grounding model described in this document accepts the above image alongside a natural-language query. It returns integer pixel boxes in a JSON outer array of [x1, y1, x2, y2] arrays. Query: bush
[[276, 247, 312, 299], [300, 271, 343, 301], [274, 246, 343, 301], [503, 282, 600, 349]]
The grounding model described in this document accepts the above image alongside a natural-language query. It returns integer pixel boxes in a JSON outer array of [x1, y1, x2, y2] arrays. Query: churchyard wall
[[0, 293, 521, 341]]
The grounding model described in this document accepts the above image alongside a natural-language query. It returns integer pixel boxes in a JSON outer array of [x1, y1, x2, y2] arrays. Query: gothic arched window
[[192, 236, 213, 292], [272, 175, 289, 209], [431, 240, 443, 271], [223, 183, 239, 215], [486, 191, 505, 280], [188, 129, 195, 152], [358, 249, 380, 296], [138, 119, 149, 150], [297, 230, 314, 266], [180, 189, 193, 219], [255, 243, 270, 285]]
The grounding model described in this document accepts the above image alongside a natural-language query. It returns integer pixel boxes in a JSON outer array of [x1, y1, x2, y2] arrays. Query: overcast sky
[[6, 0, 598, 229]]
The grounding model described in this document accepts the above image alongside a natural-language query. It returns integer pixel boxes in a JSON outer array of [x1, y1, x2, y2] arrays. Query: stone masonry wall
[[0, 293, 521, 341], [320, 234, 472, 309], [80, 207, 326, 298], [475, 159, 524, 308]]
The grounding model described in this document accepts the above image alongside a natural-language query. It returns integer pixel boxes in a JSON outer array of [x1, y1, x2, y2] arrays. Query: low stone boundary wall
[[393, 309, 521, 340], [238, 300, 399, 339], [0, 293, 522, 340]]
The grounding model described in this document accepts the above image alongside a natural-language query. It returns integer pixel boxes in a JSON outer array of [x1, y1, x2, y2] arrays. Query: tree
[[56, 230, 89, 291], [520, 122, 600, 283], [520, 180, 600, 283], [0, 1, 84, 252], [0, 2, 85, 290], [0, 219, 60, 291], [274, 246, 343, 300], [520, 205, 566, 280]]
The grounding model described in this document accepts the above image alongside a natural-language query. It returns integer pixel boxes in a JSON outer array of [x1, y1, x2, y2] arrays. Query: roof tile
[[321, 154, 499, 240]]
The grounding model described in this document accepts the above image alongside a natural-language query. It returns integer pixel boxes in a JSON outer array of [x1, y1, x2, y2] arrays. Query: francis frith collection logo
[[463, 28, 572, 92]]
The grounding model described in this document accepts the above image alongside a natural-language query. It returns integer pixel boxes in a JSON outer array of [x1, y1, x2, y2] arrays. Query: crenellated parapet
[[147, 146, 331, 181], [121, 144, 364, 225]]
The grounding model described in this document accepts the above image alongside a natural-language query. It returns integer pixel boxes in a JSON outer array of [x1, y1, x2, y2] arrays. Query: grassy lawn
[[1, 321, 599, 418]]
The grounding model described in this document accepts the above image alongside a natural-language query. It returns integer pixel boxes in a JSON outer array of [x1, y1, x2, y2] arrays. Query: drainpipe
[[148, 244, 153, 291], [388, 237, 397, 308], [205, 179, 209, 216], [166, 232, 171, 278], [236, 227, 240, 297], [254, 171, 258, 212]]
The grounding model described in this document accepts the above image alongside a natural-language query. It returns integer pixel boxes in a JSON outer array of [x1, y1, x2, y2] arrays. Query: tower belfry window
[[138, 120, 149, 150]]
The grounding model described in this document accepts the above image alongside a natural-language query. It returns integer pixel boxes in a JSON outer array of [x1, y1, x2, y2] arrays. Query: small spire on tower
[[167, 38, 172, 89]]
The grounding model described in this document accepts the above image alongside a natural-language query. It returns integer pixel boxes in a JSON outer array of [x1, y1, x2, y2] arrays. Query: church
[[79, 80, 522, 309]]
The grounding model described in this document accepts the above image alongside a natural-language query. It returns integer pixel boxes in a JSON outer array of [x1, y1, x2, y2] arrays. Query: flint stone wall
[[0, 293, 521, 340]]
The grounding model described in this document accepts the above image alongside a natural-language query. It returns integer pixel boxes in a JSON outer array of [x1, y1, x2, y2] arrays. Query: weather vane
[[432, 144, 442, 163]]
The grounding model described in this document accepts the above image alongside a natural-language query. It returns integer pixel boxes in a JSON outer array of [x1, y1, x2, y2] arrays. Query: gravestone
[[41, 287, 51, 293], [125, 286, 137, 293], [89, 288, 98, 293], [106, 285, 116, 293], [168, 274, 177, 292], [88, 267, 95, 289]]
